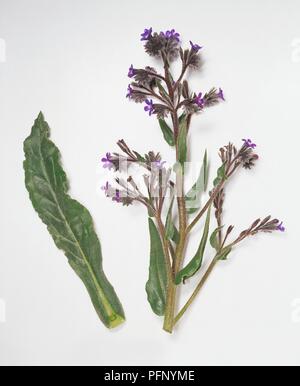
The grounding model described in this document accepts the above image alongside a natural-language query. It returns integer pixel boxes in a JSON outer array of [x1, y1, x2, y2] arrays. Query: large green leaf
[[186, 150, 209, 214], [175, 208, 211, 284], [146, 218, 167, 316], [158, 118, 175, 147], [24, 113, 125, 329]]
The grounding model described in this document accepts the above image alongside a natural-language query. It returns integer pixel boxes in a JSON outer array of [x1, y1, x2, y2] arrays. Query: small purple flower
[[101, 153, 114, 170], [141, 28, 152, 41], [242, 139, 257, 149], [276, 221, 285, 232], [217, 88, 225, 101], [126, 85, 133, 99], [128, 65, 137, 78], [164, 29, 180, 42], [194, 92, 205, 108], [190, 41, 202, 53], [144, 99, 155, 116], [153, 160, 166, 170], [112, 190, 121, 203], [101, 181, 111, 196]]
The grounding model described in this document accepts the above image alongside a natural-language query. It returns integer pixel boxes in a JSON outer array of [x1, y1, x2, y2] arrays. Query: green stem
[[174, 257, 218, 326], [162, 280, 177, 333], [163, 111, 188, 334]]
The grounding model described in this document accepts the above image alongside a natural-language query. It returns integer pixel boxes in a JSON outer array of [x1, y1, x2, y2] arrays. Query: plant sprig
[[102, 28, 285, 333]]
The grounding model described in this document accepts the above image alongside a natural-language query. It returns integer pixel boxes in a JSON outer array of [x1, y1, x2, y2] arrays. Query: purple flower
[[153, 160, 166, 170], [217, 88, 225, 101], [163, 29, 180, 42], [190, 41, 202, 53], [128, 65, 137, 78], [112, 190, 121, 203], [194, 92, 205, 108], [126, 85, 133, 99], [276, 221, 285, 232], [144, 99, 155, 116], [242, 139, 257, 149], [141, 28, 152, 41], [101, 181, 111, 196], [101, 153, 114, 170], [101, 183, 122, 203]]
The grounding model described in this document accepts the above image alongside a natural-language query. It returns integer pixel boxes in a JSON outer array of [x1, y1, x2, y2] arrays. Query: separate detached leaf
[[158, 118, 175, 147], [175, 208, 211, 285], [186, 150, 209, 214], [178, 117, 187, 166], [146, 218, 168, 316], [165, 198, 180, 245], [24, 113, 125, 329]]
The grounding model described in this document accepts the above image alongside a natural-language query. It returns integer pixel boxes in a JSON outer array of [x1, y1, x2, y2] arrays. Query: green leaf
[[178, 117, 187, 166], [165, 198, 180, 244], [24, 113, 125, 329], [147, 206, 156, 218], [157, 82, 169, 99], [216, 246, 232, 261], [168, 71, 175, 85], [186, 150, 209, 214], [171, 227, 180, 245], [213, 163, 226, 187], [158, 118, 175, 147], [175, 208, 211, 285], [209, 227, 232, 260], [133, 151, 146, 163], [210, 226, 224, 251], [179, 113, 187, 125], [146, 218, 168, 316]]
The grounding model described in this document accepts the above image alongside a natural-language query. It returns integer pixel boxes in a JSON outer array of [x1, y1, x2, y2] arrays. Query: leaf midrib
[[36, 136, 116, 320]]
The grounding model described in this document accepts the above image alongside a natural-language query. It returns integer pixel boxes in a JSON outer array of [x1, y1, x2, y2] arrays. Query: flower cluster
[[141, 28, 181, 60], [126, 28, 223, 119], [233, 217, 286, 244], [101, 140, 171, 208], [218, 140, 259, 172]]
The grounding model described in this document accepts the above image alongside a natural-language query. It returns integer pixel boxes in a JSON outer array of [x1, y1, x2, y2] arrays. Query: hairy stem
[[163, 110, 188, 333], [160, 56, 189, 333]]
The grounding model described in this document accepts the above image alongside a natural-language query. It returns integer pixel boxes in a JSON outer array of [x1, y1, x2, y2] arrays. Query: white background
[[0, 0, 300, 366]]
